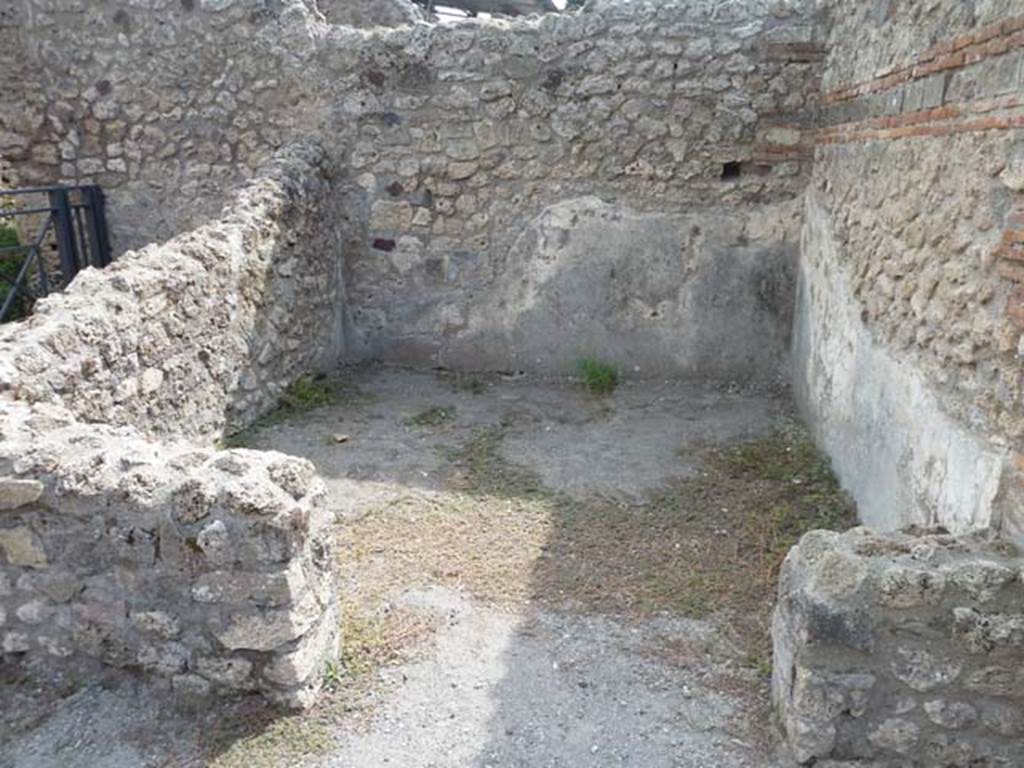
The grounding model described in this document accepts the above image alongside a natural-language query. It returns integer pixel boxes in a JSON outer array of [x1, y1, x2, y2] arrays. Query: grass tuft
[[404, 405, 455, 428], [279, 375, 338, 412], [221, 375, 368, 448], [576, 357, 619, 395]]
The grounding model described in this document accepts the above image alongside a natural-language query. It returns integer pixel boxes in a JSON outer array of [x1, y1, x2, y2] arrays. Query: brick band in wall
[[816, 17, 1023, 145], [822, 15, 1024, 107], [813, 20, 1024, 347]]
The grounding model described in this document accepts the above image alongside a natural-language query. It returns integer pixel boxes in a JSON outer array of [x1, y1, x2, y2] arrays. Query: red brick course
[[823, 14, 1024, 105], [818, 15, 1024, 336]]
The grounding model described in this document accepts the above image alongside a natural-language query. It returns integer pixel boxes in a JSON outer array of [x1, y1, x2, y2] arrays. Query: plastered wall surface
[[329, 3, 824, 376]]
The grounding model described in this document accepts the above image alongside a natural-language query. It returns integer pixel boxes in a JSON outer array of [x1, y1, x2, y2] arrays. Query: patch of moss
[[279, 375, 338, 411]]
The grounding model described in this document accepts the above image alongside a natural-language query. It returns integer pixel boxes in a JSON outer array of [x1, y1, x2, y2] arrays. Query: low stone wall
[[774, 527, 1024, 766], [0, 142, 342, 708], [0, 400, 337, 708], [0, 140, 345, 442]]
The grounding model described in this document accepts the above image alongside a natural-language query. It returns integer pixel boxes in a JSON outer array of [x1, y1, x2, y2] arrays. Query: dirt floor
[[0, 365, 855, 768]]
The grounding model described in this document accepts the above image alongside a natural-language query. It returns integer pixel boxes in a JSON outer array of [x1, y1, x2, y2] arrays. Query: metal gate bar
[[0, 184, 112, 322]]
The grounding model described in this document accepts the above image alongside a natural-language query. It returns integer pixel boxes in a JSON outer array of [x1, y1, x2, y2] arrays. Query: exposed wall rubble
[[0, 142, 342, 707], [774, 527, 1024, 766], [2, 0, 1024, 719], [316, 0, 424, 27], [794, 6, 1024, 535], [0, 140, 345, 440], [0, 399, 337, 708], [2, 0, 327, 252]]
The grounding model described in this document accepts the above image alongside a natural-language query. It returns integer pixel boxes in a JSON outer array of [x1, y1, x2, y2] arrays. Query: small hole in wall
[[721, 161, 742, 180], [112, 9, 131, 33]]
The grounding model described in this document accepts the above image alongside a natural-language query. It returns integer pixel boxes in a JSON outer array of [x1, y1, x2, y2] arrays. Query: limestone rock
[[890, 648, 962, 693], [999, 152, 1024, 192], [195, 655, 254, 688], [0, 527, 47, 568], [262, 605, 338, 688], [924, 698, 978, 729], [214, 588, 323, 651], [130, 611, 182, 640], [868, 718, 920, 754], [191, 562, 307, 606], [3, 632, 30, 653], [774, 528, 1024, 764], [0, 478, 44, 510]]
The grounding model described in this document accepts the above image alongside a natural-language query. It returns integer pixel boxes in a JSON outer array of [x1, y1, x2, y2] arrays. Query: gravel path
[[315, 586, 781, 768]]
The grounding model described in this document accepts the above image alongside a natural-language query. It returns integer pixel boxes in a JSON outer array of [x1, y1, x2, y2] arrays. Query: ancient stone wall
[[0, 142, 342, 707], [0, 140, 345, 440], [0, 398, 337, 708], [4, 0, 1024, 714], [3, 0, 829, 380], [774, 527, 1024, 766], [334, 3, 826, 377], [3, 0, 327, 252], [794, 5, 1024, 536], [316, 0, 423, 27]]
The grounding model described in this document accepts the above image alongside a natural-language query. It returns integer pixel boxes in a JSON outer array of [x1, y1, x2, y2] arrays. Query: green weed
[[404, 405, 455, 427], [576, 357, 619, 395]]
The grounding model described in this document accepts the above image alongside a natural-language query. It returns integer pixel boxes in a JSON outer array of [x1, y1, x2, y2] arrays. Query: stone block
[[214, 587, 323, 651], [0, 478, 44, 510], [130, 610, 183, 640], [774, 528, 1024, 765], [0, 527, 47, 568], [195, 654, 254, 689], [262, 603, 338, 689], [3, 632, 30, 653], [191, 561, 307, 606], [920, 73, 946, 109]]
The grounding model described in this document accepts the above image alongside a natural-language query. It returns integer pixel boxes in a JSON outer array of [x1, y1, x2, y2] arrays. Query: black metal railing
[[0, 185, 112, 323]]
